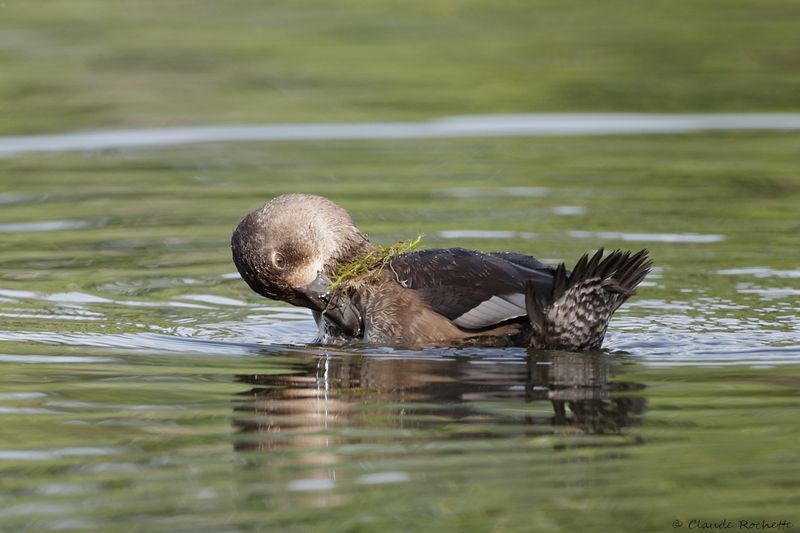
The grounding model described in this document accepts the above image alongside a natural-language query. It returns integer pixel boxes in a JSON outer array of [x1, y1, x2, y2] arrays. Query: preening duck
[[231, 193, 651, 350]]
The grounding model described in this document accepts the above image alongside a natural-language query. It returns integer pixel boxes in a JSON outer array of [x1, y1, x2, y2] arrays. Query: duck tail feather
[[527, 249, 652, 351], [567, 249, 591, 285], [615, 249, 652, 290], [598, 249, 628, 279], [525, 280, 545, 336], [551, 262, 568, 301], [583, 248, 604, 279]]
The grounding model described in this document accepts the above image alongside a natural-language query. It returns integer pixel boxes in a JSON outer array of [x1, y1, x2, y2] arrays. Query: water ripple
[[438, 230, 535, 240], [568, 230, 725, 243], [719, 267, 800, 279], [0, 220, 100, 233], [3, 113, 800, 156], [0, 447, 128, 461], [0, 354, 116, 363], [436, 187, 548, 199]]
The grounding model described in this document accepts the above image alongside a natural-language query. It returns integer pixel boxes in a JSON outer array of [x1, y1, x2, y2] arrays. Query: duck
[[231, 193, 652, 350]]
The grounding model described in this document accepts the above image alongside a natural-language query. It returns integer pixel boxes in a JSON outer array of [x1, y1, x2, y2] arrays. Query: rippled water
[[3, 114, 800, 157], [1, 132, 799, 531]]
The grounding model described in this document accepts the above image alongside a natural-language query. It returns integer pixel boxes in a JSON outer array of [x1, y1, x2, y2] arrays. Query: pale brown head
[[231, 193, 372, 309]]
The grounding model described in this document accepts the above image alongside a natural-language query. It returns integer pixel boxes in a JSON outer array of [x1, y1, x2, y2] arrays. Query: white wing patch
[[453, 293, 526, 329]]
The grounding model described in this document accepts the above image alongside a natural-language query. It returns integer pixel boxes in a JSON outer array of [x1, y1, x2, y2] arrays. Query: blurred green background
[[2, 0, 800, 135]]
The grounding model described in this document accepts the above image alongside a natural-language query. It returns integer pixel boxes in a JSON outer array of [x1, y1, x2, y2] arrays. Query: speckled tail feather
[[525, 249, 652, 351]]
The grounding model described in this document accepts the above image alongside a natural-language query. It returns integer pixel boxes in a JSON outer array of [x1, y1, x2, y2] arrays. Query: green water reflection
[[0, 134, 799, 530], [1, 342, 799, 531]]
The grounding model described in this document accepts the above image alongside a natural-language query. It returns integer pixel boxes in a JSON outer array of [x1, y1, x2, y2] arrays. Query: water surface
[[2, 113, 800, 157], [1, 133, 799, 531]]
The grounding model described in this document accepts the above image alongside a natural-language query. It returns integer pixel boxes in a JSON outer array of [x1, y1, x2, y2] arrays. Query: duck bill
[[290, 272, 363, 337], [289, 271, 332, 312]]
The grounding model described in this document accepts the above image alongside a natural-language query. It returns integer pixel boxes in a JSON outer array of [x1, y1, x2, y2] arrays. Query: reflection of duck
[[527, 352, 646, 434], [231, 351, 646, 454], [231, 194, 651, 350]]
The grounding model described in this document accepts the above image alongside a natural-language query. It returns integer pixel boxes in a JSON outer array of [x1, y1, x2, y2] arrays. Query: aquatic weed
[[328, 234, 423, 290]]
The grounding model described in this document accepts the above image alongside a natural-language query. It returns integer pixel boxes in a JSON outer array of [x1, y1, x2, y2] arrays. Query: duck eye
[[271, 251, 286, 269]]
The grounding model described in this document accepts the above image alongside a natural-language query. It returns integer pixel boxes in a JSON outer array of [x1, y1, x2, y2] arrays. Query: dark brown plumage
[[231, 193, 652, 350]]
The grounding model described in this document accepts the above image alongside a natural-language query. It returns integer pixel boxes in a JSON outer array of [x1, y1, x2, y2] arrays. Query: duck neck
[[325, 232, 376, 275]]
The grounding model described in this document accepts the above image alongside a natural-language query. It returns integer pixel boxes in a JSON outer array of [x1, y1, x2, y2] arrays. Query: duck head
[[231, 193, 372, 311]]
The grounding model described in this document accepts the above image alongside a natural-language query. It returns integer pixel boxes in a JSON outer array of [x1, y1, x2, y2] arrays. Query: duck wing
[[390, 248, 556, 331]]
